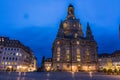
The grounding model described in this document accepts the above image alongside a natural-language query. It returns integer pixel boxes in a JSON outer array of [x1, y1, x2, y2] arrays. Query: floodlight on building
[[46, 66, 51, 71]]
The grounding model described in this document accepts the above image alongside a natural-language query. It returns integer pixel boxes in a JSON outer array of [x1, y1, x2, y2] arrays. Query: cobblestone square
[[0, 72, 120, 80]]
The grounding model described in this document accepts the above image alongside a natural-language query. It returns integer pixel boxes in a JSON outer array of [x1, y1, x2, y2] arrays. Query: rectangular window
[[57, 47, 60, 61]]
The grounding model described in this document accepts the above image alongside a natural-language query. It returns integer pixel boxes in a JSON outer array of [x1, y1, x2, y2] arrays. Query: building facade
[[44, 58, 52, 71], [98, 50, 120, 70], [51, 4, 98, 72], [0, 37, 37, 72]]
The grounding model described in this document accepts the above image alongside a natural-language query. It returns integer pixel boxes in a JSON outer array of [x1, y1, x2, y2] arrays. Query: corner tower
[[86, 23, 94, 40]]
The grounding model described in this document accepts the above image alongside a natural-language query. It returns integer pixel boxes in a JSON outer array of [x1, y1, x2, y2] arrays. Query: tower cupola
[[67, 4, 76, 20]]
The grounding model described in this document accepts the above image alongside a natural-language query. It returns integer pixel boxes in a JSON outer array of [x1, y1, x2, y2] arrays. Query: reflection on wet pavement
[[0, 72, 120, 80]]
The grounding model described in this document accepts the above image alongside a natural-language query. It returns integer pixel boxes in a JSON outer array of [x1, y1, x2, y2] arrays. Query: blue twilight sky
[[0, 0, 120, 66]]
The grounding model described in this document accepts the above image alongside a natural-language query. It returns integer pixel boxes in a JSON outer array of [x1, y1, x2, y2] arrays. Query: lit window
[[57, 47, 60, 61], [66, 50, 69, 54], [77, 59, 80, 61], [77, 41, 79, 45], [73, 24, 76, 27], [13, 62, 15, 65], [16, 53, 19, 56], [5, 62, 7, 65], [77, 49, 80, 54], [77, 55, 80, 61], [98, 59, 101, 61], [2, 38, 4, 42], [67, 55, 70, 61], [66, 50, 70, 61], [57, 47, 60, 52], [77, 55, 80, 58], [57, 64, 60, 68], [57, 53, 60, 61], [8, 62, 10, 65], [76, 49, 80, 61], [57, 52, 60, 55], [15, 62, 16, 65], [57, 54, 60, 57], [86, 49, 90, 55], [74, 33, 78, 38], [86, 49, 90, 62], [11, 62, 14, 65], [57, 41, 60, 44], [73, 17, 75, 19], [19, 53, 22, 56], [2, 62, 4, 64], [63, 22, 67, 29], [57, 58, 60, 61]]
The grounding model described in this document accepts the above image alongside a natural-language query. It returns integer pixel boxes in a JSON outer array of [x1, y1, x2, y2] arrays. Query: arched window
[[77, 48, 80, 54], [66, 49, 70, 61], [57, 47, 60, 52], [57, 41, 60, 44], [57, 47, 60, 61], [74, 33, 78, 38], [86, 49, 90, 62], [66, 49, 70, 54], [77, 41, 79, 45], [86, 49, 90, 56], [76, 48, 80, 61]]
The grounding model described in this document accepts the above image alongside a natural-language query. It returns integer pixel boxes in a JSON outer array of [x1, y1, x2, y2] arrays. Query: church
[[44, 4, 98, 72]]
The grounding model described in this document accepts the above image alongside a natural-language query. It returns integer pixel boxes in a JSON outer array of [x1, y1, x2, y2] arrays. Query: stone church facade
[[52, 4, 98, 71]]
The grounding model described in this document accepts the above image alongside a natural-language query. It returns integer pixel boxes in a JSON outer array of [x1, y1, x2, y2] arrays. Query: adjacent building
[[44, 58, 52, 71], [44, 4, 98, 72], [98, 50, 120, 70], [0, 37, 37, 72]]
